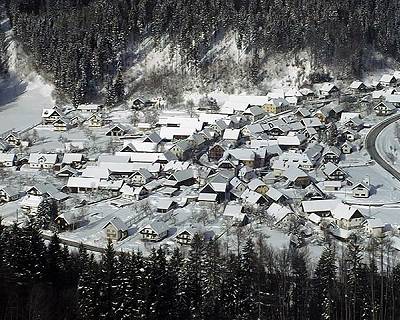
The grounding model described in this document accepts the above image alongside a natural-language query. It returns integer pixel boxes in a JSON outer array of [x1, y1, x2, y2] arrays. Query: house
[[352, 180, 371, 198], [282, 167, 311, 187], [263, 98, 291, 114], [349, 81, 367, 92], [0, 139, 10, 152], [87, 113, 104, 127], [331, 203, 365, 229], [164, 168, 195, 187], [341, 129, 359, 142], [129, 169, 153, 186], [243, 106, 265, 122], [341, 142, 353, 154], [175, 227, 202, 245], [302, 199, 341, 217], [169, 140, 192, 160], [363, 218, 386, 237], [379, 74, 397, 87], [0, 186, 20, 202], [223, 204, 250, 226], [247, 178, 268, 195], [226, 149, 258, 168], [240, 189, 268, 206], [26, 184, 68, 204], [384, 94, 400, 107], [61, 153, 84, 168], [42, 108, 63, 125], [198, 183, 220, 202], [102, 217, 128, 241], [276, 134, 307, 150], [52, 117, 71, 131], [322, 146, 341, 163], [67, 177, 100, 193], [0, 153, 16, 167], [56, 166, 79, 178], [19, 195, 43, 215], [4, 132, 21, 147], [324, 180, 342, 192], [55, 212, 80, 231], [222, 129, 241, 144], [156, 199, 177, 213], [265, 187, 286, 203], [295, 107, 311, 118], [106, 123, 129, 137], [208, 143, 227, 161], [77, 104, 101, 113], [319, 83, 339, 97], [374, 101, 396, 116], [139, 221, 169, 241], [299, 88, 315, 100], [28, 153, 59, 170], [266, 203, 294, 225], [322, 162, 346, 180]]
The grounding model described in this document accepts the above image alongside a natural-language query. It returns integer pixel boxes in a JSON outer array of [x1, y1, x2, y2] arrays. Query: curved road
[[365, 113, 400, 181]]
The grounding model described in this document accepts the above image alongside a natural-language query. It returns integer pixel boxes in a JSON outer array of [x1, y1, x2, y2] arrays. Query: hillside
[[3, 0, 400, 104]]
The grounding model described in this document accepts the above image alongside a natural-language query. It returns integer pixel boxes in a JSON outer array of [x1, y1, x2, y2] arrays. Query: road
[[365, 113, 400, 181]]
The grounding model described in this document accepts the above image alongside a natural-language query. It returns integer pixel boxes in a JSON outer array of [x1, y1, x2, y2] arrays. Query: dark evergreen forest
[[0, 222, 400, 320], [3, 0, 400, 104]]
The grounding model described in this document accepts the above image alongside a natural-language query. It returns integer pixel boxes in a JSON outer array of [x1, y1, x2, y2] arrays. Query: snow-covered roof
[[380, 74, 396, 83], [67, 177, 100, 189], [223, 204, 244, 217], [159, 126, 197, 140], [308, 213, 322, 224], [223, 129, 241, 140], [227, 149, 255, 161], [98, 155, 130, 163], [384, 94, 400, 104], [247, 178, 266, 191], [323, 162, 343, 176], [222, 95, 269, 112], [282, 167, 308, 181], [265, 187, 284, 201], [302, 199, 341, 213], [103, 216, 128, 231], [266, 203, 293, 224], [0, 153, 15, 162], [29, 153, 58, 164], [62, 153, 83, 164], [157, 198, 175, 210], [331, 203, 364, 221], [140, 221, 168, 235], [20, 195, 42, 207], [82, 166, 110, 179], [276, 134, 306, 146], [349, 81, 365, 89], [364, 218, 385, 229]]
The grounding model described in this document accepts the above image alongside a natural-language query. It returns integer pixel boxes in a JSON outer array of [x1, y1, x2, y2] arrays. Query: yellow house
[[263, 98, 290, 114]]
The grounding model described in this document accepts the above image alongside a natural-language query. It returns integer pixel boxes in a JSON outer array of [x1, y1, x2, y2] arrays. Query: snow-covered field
[[0, 75, 54, 133]]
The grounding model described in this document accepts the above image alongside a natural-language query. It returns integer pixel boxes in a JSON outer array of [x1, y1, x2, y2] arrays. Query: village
[[2, 73, 400, 254]]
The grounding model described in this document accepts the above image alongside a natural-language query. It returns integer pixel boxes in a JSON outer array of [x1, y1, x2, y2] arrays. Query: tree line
[[1, 221, 400, 320], [3, 0, 400, 104]]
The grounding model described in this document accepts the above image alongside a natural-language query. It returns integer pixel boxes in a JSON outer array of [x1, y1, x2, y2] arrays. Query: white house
[[331, 203, 365, 230], [28, 153, 59, 170], [139, 221, 169, 241], [0, 153, 16, 167], [102, 217, 128, 241]]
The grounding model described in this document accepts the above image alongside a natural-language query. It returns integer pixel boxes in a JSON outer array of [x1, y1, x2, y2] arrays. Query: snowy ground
[[0, 75, 54, 133]]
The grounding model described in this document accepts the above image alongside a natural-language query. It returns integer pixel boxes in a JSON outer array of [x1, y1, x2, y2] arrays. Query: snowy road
[[365, 113, 400, 181]]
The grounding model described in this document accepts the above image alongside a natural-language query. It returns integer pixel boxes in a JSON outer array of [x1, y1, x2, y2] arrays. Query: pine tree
[[98, 241, 117, 320], [290, 248, 310, 320], [237, 238, 258, 319], [78, 253, 101, 320], [311, 245, 337, 320]]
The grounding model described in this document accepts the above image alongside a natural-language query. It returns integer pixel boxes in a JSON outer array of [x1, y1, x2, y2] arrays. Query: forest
[[3, 0, 400, 104], [1, 222, 400, 320]]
